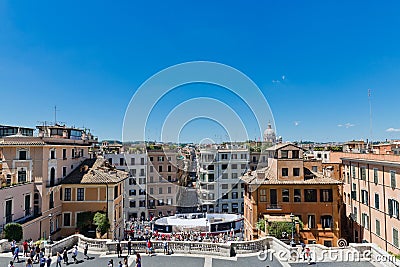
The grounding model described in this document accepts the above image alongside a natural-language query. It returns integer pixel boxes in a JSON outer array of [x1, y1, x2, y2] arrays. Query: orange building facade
[[242, 143, 343, 246]]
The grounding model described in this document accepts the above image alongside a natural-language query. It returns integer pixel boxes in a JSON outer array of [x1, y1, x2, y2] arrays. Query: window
[[222, 173, 228, 179], [222, 164, 228, 170], [361, 167, 366, 181], [308, 215, 316, 228], [312, 166, 318, 172], [375, 193, 380, 209], [167, 175, 172, 182], [107, 157, 112, 164], [140, 169, 145, 176], [351, 183, 357, 200], [159, 187, 163, 194], [376, 219, 381, 237], [114, 186, 119, 199], [232, 173, 238, 179], [158, 166, 163, 172], [292, 150, 299, 159], [260, 189, 267, 202], [64, 188, 71, 201], [222, 184, 228, 189], [157, 199, 164, 206], [207, 165, 214, 170], [49, 192, 54, 209], [240, 154, 247, 159], [389, 199, 400, 219], [167, 198, 173, 205], [391, 171, 396, 189], [208, 184, 214, 190], [18, 169, 27, 183], [321, 215, 332, 228], [167, 165, 172, 172], [361, 190, 368, 205], [158, 156, 164, 162], [362, 213, 369, 229], [150, 187, 154, 194], [353, 207, 358, 222], [139, 177, 146, 184], [222, 194, 228, 199], [150, 166, 154, 173], [130, 158, 135, 165], [129, 178, 136, 185], [149, 156, 154, 162], [320, 189, 333, 202], [352, 166, 356, 178], [19, 150, 27, 160], [77, 188, 84, 201], [139, 200, 146, 207], [282, 189, 290, 202], [293, 168, 300, 176], [282, 168, 288, 177], [50, 150, 56, 159], [231, 164, 237, 169], [63, 213, 71, 227], [373, 168, 378, 184], [221, 154, 228, 160], [140, 158, 145, 165], [208, 174, 214, 182], [168, 187, 171, 194], [129, 189, 136, 196], [241, 164, 247, 169], [294, 189, 301, 202], [305, 189, 317, 202], [232, 192, 238, 199], [62, 166, 67, 177], [129, 201, 136, 208], [394, 228, 399, 248], [159, 176, 162, 182]]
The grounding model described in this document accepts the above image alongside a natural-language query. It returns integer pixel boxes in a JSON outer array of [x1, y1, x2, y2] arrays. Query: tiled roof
[[241, 167, 342, 185], [61, 158, 128, 184], [266, 143, 303, 151], [0, 137, 46, 146]]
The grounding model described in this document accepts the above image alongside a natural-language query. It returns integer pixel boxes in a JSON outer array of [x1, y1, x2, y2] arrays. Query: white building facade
[[104, 153, 147, 221], [198, 145, 249, 214]]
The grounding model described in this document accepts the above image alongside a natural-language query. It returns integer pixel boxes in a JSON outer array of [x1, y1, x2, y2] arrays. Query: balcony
[[267, 204, 282, 210]]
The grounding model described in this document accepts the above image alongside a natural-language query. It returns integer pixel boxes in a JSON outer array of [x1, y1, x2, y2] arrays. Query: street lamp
[[48, 213, 53, 243], [290, 213, 295, 247]]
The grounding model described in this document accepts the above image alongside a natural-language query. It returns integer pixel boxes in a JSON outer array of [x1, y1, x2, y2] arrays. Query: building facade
[[198, 144, 249, 214], [104, 153, 147, 221], [242, 143, 342, 246], [0, 124, 97, 241], [340, 153, 400, 254]]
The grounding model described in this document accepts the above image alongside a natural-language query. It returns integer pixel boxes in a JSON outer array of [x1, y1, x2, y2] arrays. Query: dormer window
[[281, 150, 288, 159], [292, 150, 299, 159], [50, 149, 56, 160]]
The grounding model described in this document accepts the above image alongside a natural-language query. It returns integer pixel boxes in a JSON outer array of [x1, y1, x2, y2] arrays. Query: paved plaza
[[0, 251, 382, 267]]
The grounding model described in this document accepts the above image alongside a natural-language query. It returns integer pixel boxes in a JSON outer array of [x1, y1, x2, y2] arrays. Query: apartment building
[[198, 144, 249, 214], [242, 143, 342, 246], [147, 147, 180, 217], [60, 158, 127, 240], [340, 153, 400, 254], [0, 124, 96, 241], [104, 153, 147, 220]]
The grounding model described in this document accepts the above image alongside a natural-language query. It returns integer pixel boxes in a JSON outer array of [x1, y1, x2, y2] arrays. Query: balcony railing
[[267, 204, 282, 210]]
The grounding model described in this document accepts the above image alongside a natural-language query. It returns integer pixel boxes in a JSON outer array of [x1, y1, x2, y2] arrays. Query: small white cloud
[[272, 80, 280, 83], [294, 121, 300, 126], [338, 123, 355, 128], [282, 75, 286, 80], [386, 128, 400, 132]]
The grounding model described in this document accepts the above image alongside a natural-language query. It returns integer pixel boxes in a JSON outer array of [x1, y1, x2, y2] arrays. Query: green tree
[[93, 212, 110, 236], [3, 223, 23, 242], [267, 221, 293, 239], [256, 219, 266, 232]]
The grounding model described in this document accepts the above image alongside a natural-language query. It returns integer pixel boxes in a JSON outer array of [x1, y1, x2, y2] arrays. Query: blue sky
[[1, 1, 400, 142]]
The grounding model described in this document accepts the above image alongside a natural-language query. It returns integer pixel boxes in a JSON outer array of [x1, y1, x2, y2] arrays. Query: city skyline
[[1, 1, 400, 142]]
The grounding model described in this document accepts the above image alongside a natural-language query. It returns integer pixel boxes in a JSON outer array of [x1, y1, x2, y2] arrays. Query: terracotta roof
[[0, 137, 46, 146], [241, 167, 342, 185], [266, 143, 303, 151], [61, 158, 128, 184]]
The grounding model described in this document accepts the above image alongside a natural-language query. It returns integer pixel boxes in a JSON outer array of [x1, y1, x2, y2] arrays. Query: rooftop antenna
[[368, 89, 372, 149]]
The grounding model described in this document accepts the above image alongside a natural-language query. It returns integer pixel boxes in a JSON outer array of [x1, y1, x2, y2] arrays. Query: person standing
[[62, 247, 68, 265], [56, 252, 62, 267], [135, 253, 141, 267], [116, 241, 122, 258], [72, 245, 78, 264], [163, 240, 168, 255], [10, 240, 16, 255], [46, 255, 52, 267], [84, 242, 89, 260], [39, 256, 46, 267], [13, 246, 20, 263], [127, 240, 132, 255], [23, 240, 29, 257]]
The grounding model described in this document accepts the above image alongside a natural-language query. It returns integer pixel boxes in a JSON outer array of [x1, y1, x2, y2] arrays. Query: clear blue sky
[[1, 1, 400, 142]]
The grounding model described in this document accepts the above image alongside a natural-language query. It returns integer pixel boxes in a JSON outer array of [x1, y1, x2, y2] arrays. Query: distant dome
[[263, 122, 276, 144]]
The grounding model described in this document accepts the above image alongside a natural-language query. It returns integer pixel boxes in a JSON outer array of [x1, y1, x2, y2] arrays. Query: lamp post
[[48, 213, 53, 243], [290, 213, 295, 247]]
